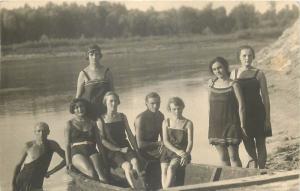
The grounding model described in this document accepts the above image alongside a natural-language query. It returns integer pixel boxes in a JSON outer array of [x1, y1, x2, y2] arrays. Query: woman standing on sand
[[208, 57, 245, 167], [160, 97, 193, 188], [76, 44, 114, 120], [231, 45, 272, 169]]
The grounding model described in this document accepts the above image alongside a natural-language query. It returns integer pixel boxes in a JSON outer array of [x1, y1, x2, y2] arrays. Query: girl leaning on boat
[[65, 98, 108, 183], [96, 91, 144, 189], [230, 45, 272, 169], [208, 57, 245, 167]]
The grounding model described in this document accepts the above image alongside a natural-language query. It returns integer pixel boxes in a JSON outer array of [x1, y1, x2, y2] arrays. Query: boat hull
[[68, 163, 268, 191]]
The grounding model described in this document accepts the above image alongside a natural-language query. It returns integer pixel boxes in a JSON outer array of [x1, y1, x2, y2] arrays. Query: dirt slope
[[256, 16, 300, 170]]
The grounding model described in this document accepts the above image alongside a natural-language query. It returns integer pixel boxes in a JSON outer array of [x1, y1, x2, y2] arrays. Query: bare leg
[[242, 136, 258, 168], [215, 145, 231, 166], [130, 157, 140, 174], [164, 158, 180, 188], [72, 154, 97, 178], [228, 145, 242, 167], [161, 163, 169, 189], [90, 153, 108, 183], [255, 137, 267, 169], [121, 161, 135, 188]]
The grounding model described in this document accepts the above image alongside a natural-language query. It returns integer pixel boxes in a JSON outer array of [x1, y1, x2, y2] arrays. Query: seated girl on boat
[[96, 91, 143, 188], [208, 57, 245, 167], [65, 98, 108, 183], [160, 97, 194, 188]]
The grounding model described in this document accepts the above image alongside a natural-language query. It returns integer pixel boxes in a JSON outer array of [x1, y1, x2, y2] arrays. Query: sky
[[0, 0, 299, 13]]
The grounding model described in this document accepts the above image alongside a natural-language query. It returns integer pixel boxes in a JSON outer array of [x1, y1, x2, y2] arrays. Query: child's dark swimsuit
[[70, 121, 98, 157], [160, 119, 191, 163]]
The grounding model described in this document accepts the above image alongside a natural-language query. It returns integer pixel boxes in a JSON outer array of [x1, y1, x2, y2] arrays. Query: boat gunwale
[[67, 163, 274, 191], [163, 169, 300, 191], [67, 169, 132, 191]]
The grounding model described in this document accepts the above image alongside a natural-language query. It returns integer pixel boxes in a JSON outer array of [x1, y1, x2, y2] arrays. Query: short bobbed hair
[[145, 92, 160, 103], [237, 45, 255, 62], [208, 57, 230, 76], [167, 97, 185, 112], [69, 98, 90, 114], [102, 91, 121, 107], [86, 44, 103, 60]]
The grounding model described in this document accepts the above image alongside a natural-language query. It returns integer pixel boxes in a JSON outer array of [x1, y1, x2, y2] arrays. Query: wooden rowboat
[[68, 163, 299, 191]]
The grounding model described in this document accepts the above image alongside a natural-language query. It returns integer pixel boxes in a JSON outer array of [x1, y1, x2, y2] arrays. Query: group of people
[[12, 44, 271, 191]]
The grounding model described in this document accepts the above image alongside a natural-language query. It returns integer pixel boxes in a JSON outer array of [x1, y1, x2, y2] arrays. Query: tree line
[[1, 1, 299, 45]]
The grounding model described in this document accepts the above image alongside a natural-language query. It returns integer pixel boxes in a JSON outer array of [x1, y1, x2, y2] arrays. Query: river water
[[0, 54, 248, 191]]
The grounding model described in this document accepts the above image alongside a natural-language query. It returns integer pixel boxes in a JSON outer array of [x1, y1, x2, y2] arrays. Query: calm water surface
[[0, 54, 248, 191]]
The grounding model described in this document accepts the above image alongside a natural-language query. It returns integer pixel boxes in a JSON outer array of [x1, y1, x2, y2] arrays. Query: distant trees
[[1, 2, 299, 45], [229, 4, 259, 30]]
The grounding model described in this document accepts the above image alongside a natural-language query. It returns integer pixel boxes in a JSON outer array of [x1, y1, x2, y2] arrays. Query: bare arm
[[230, 69, 236, 80], [162, 120, 184, 156], [123, 115, 139, 152], [12, 145, 27, 190], [258, 71, 271, 123], [105, 69, 114, 91], [64, 122, 72, 169], [75, 71, 85, 98], [207, 80, 212, 114], [96, 118, 124, 152], [232, 82, 246, 133], [46, 141, 66, 177], [135, 116, 144, 149], [185, 121, 194, 154]]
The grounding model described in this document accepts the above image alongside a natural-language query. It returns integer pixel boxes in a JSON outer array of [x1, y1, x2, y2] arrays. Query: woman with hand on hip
[[231, 45, 272, 169], [208, 57, 245, 167]]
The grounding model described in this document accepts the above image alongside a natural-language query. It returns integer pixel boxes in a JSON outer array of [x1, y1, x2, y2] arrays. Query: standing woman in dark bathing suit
[[230, 45, 272, 169], [96, 91, 143, 189], [208, 57, 245, 167], [76, 44, 114, 120], [65, 98, 108, 183]]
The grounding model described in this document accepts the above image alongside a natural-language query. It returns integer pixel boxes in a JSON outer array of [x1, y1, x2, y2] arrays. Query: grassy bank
[[1, 27, 283, 59]]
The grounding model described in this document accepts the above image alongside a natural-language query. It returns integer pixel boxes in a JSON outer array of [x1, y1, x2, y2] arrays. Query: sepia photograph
[[0, 0, 299, 190]]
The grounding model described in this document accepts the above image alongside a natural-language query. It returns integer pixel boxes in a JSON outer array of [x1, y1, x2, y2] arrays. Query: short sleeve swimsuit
[[160, 119, 191, 163], [234, 69, 266, 138], [208, 79, 241, 145], [70, 121, 98, 157], [102, 114, 136, 168], [80, 68, 111, 120]]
